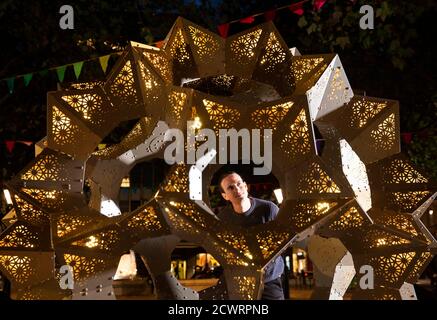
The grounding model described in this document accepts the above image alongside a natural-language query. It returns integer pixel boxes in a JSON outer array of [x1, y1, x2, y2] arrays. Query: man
[[217, 171, 285, 300]]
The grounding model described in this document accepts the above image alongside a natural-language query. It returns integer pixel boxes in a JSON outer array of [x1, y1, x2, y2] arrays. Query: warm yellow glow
[[120, 177, 130, 188], [192, 116, 202, 129], [376, 238, 387, 247], [3, 189, 12, 205], [244, 252, 253, 260], [45, 190, 57, 199], [85, 236, 99, 248], [317, 202, 331, 213]]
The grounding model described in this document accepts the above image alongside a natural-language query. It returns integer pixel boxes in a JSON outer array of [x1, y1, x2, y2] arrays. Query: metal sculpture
[[0, 18, 435, 300]]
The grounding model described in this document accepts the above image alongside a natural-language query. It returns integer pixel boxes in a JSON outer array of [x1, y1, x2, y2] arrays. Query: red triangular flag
[[17, 140, 33, 147], [155, 40, 164, 48], [264, 9, 276, 22], [217, 23, 230, 38], [240, 16, 255, 24], [5, 141, 15, 153], [401, 133, 412, 144], [290, 1, 306, 16], [313, 0, 327, 11]]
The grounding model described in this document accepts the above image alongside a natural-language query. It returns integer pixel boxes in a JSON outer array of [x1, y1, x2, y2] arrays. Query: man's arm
[[268, 201, 280, 221]]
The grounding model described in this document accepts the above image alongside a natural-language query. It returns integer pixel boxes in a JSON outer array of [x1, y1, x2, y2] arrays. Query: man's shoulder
[[252, 197, 278, 209], [251, 197, 279, 220], [217, 204, 234, 218]]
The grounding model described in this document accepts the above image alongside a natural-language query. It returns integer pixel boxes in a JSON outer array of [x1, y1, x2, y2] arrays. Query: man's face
[[220, 173, 249, 203]]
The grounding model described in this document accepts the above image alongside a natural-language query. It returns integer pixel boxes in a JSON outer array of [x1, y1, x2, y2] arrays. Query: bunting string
[[1, 1, 337, 93]]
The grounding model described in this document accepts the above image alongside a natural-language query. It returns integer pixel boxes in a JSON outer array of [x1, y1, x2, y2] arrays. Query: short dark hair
[[218, 171, 240, 193]]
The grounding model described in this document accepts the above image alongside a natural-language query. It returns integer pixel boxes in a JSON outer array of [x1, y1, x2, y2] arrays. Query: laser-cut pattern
[[203, 99, 241, 131], [143, 52, 172, 83], [256, 230, 290, 259], [298, 163, 341, 194], [21, 154, 63, 181], [52, 106, 79, 146], [0, 225, 39, 249], [386, 160, 428, 184], [370, 252, 415, 285], [233, 276, 256, 300], [109, 60, 139, 105], [281, 109, 311, 159], [350, 99, 387, 128], [259, 32, 287, 72], [14, 195, 49, 225], [168, 28, 191, 64], [329, 207, 364, 231], [0, 256, 33, 284], [251, 101, 293, 129], [64, 254, 106, 283], [187, 25, 219, 61], [230, 29, 262, 65], [127, 206, 162, 231], [370, 113, 396, 151], [61, 93, 104, 124]]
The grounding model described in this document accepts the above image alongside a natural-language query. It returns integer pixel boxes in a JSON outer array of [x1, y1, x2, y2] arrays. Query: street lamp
[[273, 188, 283, 204], [3, 189, 12, 205]]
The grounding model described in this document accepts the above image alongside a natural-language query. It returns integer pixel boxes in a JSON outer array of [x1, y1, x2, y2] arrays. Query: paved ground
[[114, 279, 437, 300]]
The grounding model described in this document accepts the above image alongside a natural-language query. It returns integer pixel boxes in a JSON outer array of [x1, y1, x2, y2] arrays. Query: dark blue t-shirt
[[218, 197, 285, 283]]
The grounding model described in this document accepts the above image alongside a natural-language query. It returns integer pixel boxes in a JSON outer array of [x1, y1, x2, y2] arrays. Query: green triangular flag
[[6, 77, 14, 93], [39, 69, 48, 77], [23, 73, 33, 86], [73, 61, 84, 80], [99, 55, 110, 74], [56, 65, 67, 82]]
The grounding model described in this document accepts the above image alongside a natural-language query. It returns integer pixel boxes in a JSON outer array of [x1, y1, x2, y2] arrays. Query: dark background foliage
[[0, 0, 436, 184]]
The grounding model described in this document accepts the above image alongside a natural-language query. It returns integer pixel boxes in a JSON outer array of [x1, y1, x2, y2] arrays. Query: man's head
[[219, 172, 249, 204]]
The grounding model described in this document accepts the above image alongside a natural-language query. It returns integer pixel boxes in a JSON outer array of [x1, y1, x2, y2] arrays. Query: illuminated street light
[[3, 189, 12, 205], [273, 188, 283, 204]]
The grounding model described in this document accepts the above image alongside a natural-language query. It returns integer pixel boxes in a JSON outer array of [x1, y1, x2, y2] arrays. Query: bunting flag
[[38, 69, 48, 77], [401, 133, 413, 144], [99, 55, 110, 74], [0, 2, 369, 95], [6, 77, 14, 94], [240, 16, 255, 24], [155, 40, 165, 48], [73, 61, 84, 80], [264, 9, 277, 22], [23, 73, 33, 87], [5, 141, 15, 153], [290, 1, 307, 15], [217, 23, 230, 38], [17, 140, 34, 147], [314, 0, 327, 11], [56, 65, 67, 83]]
